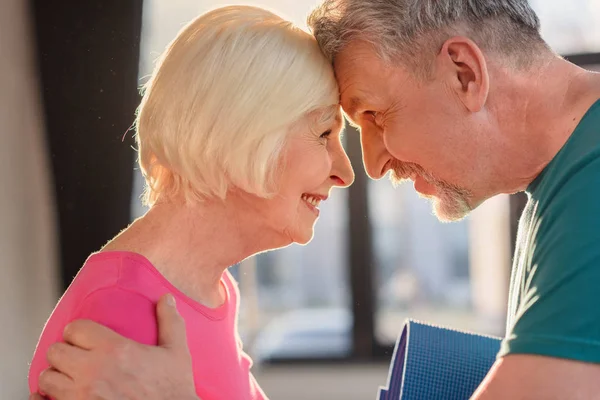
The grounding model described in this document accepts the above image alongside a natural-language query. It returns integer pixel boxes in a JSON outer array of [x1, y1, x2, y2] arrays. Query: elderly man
[[33, 0, 600, 399]]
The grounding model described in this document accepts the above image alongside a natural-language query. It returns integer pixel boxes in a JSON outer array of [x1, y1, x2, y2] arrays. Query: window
[[370, 179, 480, 345], [531, 0, 600, 54], [370, 0, 600, 350], [232, 187, 352, 362], [134, 0, 352, 362], [134, 0, 600, 363]]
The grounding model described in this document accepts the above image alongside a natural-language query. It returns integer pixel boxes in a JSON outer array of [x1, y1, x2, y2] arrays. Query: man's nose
[[361, 128, 389, 180]]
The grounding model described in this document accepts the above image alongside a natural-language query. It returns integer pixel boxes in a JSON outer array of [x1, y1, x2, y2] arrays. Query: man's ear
[[435, 36, 489, 112]]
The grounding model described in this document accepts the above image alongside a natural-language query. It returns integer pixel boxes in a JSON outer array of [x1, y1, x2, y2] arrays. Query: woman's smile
[[301, 193, 327, 216]]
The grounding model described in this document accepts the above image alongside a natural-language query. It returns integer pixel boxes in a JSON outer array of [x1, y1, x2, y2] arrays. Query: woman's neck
[[102, 197, 286, 307]]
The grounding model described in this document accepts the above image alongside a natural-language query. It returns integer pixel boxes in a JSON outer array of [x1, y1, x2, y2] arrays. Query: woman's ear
[[436, 36, 489, 113]]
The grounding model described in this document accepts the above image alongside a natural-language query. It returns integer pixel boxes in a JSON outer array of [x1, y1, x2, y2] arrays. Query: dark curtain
[[30, 0, 144, 291]]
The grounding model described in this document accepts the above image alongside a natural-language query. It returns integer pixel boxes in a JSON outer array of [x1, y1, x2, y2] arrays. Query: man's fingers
[[38, 368, 73, 400], [156, 294, 189, 351], [63, 319, 123, 350], [47, 342, 89, 378]]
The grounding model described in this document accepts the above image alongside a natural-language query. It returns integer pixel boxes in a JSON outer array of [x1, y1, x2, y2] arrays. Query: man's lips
[[414, 176, 437, 196]]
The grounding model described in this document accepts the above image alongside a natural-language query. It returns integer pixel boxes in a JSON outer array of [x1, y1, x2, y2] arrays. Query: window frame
[[265, 51, 600, 364]]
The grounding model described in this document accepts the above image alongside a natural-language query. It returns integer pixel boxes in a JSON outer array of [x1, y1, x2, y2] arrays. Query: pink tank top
[[29, 251, 267, 400]]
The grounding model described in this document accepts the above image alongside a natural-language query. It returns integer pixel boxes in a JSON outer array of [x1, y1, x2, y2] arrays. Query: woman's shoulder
[[54, 251, 159, 325], [28, 252, 159, 393], [84, 250, 168, 298], [53, 251, 162, 338]]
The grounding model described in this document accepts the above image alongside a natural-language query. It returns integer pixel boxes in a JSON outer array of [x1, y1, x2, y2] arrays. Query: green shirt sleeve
[[500, 155, 600, 363]]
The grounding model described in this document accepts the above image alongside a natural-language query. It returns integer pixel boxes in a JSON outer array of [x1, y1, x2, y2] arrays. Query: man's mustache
[[388, 159, 472, 198], [389, 159, 430, 183]]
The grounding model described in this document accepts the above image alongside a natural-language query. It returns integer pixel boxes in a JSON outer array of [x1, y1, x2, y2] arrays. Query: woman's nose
[[330, 144, 355, 188]]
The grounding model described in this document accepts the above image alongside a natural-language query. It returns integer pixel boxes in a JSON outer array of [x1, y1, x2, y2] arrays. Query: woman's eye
[[320, 129, 332, 139]]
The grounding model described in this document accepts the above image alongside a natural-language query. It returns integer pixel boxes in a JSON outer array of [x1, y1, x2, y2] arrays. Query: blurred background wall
[[1, 0, 599, 399], [31, 0, 143, 293], [0, 0, 59, 397]]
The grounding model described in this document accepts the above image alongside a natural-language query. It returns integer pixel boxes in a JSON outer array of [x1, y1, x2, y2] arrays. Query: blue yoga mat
[[377, 320, 502, 400]]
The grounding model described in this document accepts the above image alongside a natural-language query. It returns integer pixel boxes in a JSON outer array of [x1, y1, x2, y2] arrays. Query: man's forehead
[[335, 40, 383, 69], [334, 50, 374, 85], [334, 43, 385, 100], [339, 79, 379, 111]]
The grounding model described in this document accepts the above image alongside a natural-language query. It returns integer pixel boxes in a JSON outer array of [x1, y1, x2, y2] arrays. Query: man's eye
[[320, 129, 332, 139], [364, 111, 377, 119]]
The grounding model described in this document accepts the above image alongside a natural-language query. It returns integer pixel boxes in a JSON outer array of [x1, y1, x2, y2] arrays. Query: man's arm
[[471, 354, 600, 399], [472, 156, 600, 399], [32, 294, 198, 400]]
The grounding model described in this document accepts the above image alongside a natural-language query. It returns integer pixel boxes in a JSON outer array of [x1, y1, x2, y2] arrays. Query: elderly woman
[[28, 5, 353, 400]]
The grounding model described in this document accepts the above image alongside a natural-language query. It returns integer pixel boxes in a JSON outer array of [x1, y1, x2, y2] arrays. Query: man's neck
[[495, 58, 600, 194]]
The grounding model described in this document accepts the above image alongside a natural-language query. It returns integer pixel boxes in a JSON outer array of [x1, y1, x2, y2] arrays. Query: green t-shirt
[[500, 99, 600, 362]]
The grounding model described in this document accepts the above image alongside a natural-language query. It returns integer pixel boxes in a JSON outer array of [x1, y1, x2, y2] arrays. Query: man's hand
[[32, 294, 198, 400]]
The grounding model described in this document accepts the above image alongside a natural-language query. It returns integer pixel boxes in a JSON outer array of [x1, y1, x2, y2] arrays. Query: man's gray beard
[[428, 185, 472, 222], [389, 160, 472, 222]]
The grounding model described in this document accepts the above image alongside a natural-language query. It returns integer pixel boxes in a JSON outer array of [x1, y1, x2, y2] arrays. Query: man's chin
[[431, 197, 472, 223]]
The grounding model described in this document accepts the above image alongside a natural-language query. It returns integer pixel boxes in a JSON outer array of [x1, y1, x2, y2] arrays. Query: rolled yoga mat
[[377, 320, 502, 400]]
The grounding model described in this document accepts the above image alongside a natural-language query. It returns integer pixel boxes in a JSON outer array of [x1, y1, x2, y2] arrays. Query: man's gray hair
[[307, 0, 548, 72]]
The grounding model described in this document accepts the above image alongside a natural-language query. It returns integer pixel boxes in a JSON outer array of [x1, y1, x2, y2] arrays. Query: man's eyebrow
[[345, 96, 364, 120]]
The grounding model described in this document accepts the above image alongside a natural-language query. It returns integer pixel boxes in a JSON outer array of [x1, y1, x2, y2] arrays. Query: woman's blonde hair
[[136, 5, 339, 206]]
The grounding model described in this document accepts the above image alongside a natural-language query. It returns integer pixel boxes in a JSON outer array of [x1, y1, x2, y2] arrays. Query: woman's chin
[[293, 229, 315, 246]]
